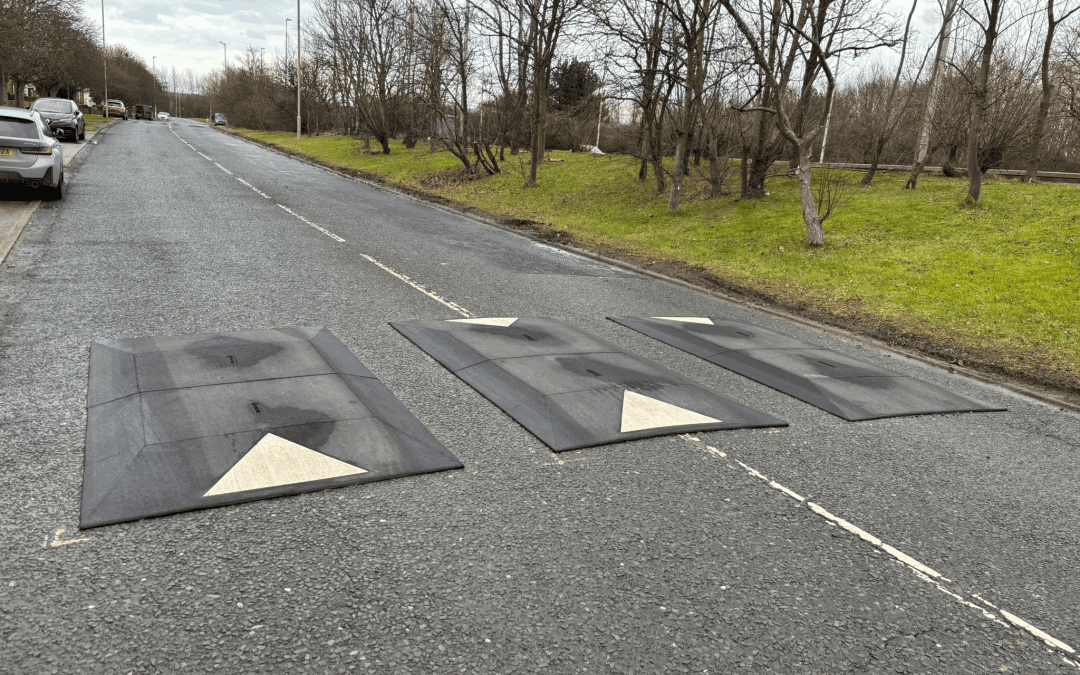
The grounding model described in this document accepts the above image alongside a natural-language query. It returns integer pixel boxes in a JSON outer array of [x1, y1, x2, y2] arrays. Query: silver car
[[0, 106, 64, 199]]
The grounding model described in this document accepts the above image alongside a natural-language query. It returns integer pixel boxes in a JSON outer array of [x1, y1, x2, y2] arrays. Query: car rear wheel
[[46, 172, 63, 200]]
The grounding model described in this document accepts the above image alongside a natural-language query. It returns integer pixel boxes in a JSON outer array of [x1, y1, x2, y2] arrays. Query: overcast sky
[[82, 0, 945, 89], [85, 0, 310, 84]]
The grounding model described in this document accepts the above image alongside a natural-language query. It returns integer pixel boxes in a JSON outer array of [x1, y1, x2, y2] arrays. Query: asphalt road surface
[[2, 117, 1079, 674]]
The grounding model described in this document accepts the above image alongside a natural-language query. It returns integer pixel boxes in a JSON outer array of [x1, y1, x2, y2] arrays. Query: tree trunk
[[668, 130, 687, 211], [861, 136, 886, 186], [796, 147, 824, 247], [708, 131, 723, 198], [966, 105, 983, 202], [740, 145, 749, 197], [1024, 0, 1071, 182], [904, 160, 926, 189], [966, 0, 1001, 203], [527, 87, 541, 186]]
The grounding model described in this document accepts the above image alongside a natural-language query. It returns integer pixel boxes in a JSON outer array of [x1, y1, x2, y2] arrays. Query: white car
[[0, 105, 64, 199], [157, 111, 170, 120]]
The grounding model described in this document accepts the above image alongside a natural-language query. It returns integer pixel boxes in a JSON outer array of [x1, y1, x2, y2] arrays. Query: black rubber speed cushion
[[390, 317, 786, 452], [608, 316, 1006, 421], [81, 326, 461, 529]]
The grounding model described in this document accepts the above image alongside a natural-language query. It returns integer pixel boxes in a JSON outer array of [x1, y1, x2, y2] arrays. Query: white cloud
[[84, 0, 310, 83]]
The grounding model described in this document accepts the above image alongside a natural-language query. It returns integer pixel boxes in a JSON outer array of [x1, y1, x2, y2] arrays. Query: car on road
[[104, 99, 127, 119], [212, 112, 227, 126], [0, 105, 64, 199], [28, 98, 84, 141], [132, 104, 154, 120], [157, 111, 170, 120]]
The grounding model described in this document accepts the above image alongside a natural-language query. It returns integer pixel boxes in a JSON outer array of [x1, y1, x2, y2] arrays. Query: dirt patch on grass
[[231, 129, 1080, 410]]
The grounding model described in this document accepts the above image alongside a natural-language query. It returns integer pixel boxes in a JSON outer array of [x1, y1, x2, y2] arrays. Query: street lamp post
[[220, 41, 226, 69], [152, 55, 156, 117], [296, 0, 301, 141], [101, 0, 108, 117]]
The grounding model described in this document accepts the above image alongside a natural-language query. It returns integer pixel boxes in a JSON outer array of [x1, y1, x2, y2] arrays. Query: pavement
[[2, 117, 1079, 674]]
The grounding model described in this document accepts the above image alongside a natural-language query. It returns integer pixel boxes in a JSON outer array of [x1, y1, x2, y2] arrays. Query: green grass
[[230, 129, 1080, 385]]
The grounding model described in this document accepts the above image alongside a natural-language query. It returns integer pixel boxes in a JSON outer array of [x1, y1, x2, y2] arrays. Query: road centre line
[[275, 204, 345, 242], [197, 152, 212, 161], [678, 434, 1078, 663], [169, 127, 465, 315], [235, 177, 270, 199], [357, 254, 472, 318]]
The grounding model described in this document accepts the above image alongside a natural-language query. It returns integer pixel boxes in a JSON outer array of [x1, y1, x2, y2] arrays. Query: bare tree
[[906, 0, 958, 188], [859, 0, 927, 186], [961, 0, 1005, 203], [722, 0, 896, 246], [476, 0, 589, 186], [663, 0, 719, 211], [1024, 0, 1080, 181]]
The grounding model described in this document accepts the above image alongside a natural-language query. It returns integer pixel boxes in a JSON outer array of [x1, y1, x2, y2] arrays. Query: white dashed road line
[[357, 254, 472, 318], [679, 433, 1078, 666], [275, 204, 345, 242], [170, 125, 473, 316]]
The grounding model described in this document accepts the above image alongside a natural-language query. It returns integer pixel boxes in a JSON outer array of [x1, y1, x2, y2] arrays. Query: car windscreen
[[0, 118, 40, 139], [33, 101, 72, 114]]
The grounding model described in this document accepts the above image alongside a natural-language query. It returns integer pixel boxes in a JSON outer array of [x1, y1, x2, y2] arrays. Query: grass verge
[[228, 129, 1080, 398]]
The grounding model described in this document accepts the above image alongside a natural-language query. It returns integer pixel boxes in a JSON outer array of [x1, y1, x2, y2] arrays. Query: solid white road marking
[[620, 391, 720, 433], [447, 317, 517, 327], [198, 152, 212, 161], [204, 433, 366, 496], [1000, 610, 1076, 654], [653, 317, 714, 325], [214, 162, 233, 175]]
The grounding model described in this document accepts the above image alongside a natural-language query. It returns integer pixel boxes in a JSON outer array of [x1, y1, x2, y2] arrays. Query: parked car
[[0, 106, 64, 199], [157, 111, 170, 120], [212, 112, 227, 126], [104, 99, 127, 119], [29, 98, 84, 141], [132, 104, 154, 120]]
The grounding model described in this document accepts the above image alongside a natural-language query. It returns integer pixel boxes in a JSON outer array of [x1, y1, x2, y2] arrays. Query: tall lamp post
[[101, 0, 108, 117], [296, 0, 301, 141], [152, 55, 156, 117], [220, 41, 227, 69]]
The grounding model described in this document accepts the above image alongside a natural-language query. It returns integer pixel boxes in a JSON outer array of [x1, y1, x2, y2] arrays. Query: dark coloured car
[[0, 105, 64, 199], [212, 112, 228, 126], [133, 104, 154, 120], [29, 98, 85, 141]]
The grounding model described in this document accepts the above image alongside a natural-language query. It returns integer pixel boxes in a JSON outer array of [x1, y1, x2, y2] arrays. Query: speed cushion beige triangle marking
[[652, 317, 714, 325], [203, 433, 367, 497], [447, 317, 518, 327], [620, 390, 721, 433]]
